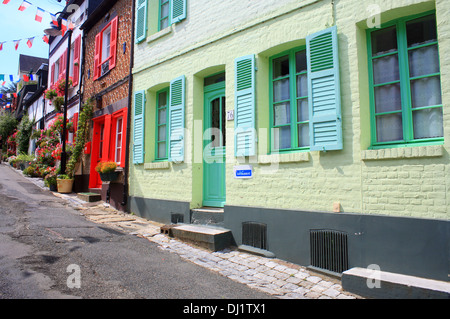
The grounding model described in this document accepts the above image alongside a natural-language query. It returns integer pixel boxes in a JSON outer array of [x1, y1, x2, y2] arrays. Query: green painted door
[[203, 83, 226, 207]]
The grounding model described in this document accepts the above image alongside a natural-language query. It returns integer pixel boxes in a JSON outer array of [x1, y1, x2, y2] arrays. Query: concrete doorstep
[[342, 267, 450, 299]]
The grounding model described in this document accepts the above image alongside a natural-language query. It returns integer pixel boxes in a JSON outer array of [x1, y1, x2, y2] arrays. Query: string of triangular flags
[[0, 0, 74, 51], [0, 73, 35, 86]]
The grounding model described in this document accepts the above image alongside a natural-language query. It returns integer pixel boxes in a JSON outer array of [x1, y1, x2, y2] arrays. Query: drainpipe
[[121, 0, 136, 209]]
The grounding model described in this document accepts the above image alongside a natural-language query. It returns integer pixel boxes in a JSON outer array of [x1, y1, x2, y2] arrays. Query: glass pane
[[406, 15, 437, 47], [295, 51, 307, 73], [371, 26, 397, 56], [376, 113, 403, 142], [116, 148, 121, 163], [273, 78, 290, 102], [413, 107, 443, 139], [273, 102, 290, 126], [158, 142, 166, 158], [408, 44, 440, 78], [158, 91, 167, 107], [297, 98, 309, 122], [296, 73, 308, 98], [298, 123, 309, 147], [410, 76, 442, 108], [372, 54, 399, 84], [160, 18, 169, 30], [273, 126, 291, 150], [158, 125, 166, 141], [204, 72, 225, 86], [374, 83, 402, 114], [273, 55, 290, 79], [158, 108, 166, 124], [161, 2, 169, 18]]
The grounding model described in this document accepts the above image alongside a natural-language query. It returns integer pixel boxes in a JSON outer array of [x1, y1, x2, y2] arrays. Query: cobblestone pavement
[[21, 170, 362, 299]]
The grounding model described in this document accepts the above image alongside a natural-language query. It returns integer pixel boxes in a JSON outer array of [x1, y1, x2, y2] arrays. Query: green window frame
[[269, 46, 309, 153], [158, 0, 171, 31], [367, 11, 443, 149], [155, 88, 169, 160]]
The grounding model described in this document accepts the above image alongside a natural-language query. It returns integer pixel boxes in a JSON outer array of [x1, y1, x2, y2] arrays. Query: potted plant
[[95, 161, 119, 182], [44, 170, 58, 191], [56, 174, 74, 193]]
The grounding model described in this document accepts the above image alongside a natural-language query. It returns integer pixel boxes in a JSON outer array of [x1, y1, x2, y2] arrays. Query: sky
[[0, 0, 65, 82]]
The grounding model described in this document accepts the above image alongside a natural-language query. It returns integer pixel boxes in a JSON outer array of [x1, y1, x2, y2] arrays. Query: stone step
[[190, 207, 224, 227], [77, 192, 102, 202], [170, 224, 233, 252], [342, 267, 450, 299]]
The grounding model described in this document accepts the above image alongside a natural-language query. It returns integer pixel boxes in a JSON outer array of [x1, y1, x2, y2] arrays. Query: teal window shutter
[[234, 54, 256, 157], [170, 0, 187, 24], [168, 75, 185, 162], [306, 26, 343, 151], [135, 0, 148, 43], [133, 90, 146, 164]]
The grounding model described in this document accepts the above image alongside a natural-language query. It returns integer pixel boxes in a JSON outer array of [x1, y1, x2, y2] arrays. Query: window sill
[[146, 25, 173, 44], [361, 145, 444, 161], [144, 161, 170, 170], [259, 152, 310, 164]]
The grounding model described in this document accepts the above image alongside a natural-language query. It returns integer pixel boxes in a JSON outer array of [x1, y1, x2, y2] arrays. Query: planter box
[[57, 178, 74, 193], [99, 171, 119, 182]]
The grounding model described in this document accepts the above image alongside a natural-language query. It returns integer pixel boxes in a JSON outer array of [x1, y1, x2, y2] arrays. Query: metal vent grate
[[242, 222, 267, 250], [310, 229, 349, 274]]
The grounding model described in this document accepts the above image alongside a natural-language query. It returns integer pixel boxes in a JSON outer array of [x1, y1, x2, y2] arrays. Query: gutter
[[121, 0, 136, 209]]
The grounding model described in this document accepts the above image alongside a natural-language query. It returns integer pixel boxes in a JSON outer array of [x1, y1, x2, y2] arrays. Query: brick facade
[[83, 0, 132, 106]]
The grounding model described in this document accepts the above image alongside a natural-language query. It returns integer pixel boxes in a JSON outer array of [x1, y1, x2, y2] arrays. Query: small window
[[159, 0, 170, 31], [368, 13, 443, 147], [115, 117, 123, 164], [102, 25, 111, 63], [54, 60, 60, 83], [270, 47, 309, 152], [156, 88, 169, 160]]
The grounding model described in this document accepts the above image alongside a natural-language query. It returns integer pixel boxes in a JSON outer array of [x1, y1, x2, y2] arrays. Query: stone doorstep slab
[[342, 267, 450, 299], [77, 192, 102, 202], [170, 224, 233, 252]]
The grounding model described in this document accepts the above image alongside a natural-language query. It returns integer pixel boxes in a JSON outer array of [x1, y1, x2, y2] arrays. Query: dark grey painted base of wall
[[224, 205, 449, 282], [129, 196, 190, 225], [128, 196, 449, 282]]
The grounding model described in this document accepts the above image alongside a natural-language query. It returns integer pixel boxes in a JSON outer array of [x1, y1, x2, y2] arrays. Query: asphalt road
[[0, 164, 272, 300]]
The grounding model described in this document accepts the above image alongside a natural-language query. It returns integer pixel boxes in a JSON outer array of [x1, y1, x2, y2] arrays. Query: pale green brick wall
[[130, 0, 450, 220]]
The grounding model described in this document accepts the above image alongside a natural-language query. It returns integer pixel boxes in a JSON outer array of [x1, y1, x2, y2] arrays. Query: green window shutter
[[135, 0, 148, 43], [168, 75, 185, 162], [133, 90, 146, 164], [170, 0, 186, 24], [306, 26, 343, 151], [234, 54, 256, 157]]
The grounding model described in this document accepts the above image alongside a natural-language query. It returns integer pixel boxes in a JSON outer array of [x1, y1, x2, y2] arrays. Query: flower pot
[[49, 184, 57, 192], [57, 178, 74, 193], [99, 171, 119, 182]]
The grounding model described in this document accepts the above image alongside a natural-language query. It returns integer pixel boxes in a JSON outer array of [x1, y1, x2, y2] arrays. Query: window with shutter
[[170, 0, 186, 24], [306, 25, 343, 151], [72, 35, 81, 86], [94, 16, 119, 80], [135, 0, 148, 43], [234, 55, 256, 157], [168, 75, 185, 162], [133, 90, 146, 164]]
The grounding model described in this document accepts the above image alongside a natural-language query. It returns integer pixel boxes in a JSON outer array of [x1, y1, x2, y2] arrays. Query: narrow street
[[0, 164, 272, 299]]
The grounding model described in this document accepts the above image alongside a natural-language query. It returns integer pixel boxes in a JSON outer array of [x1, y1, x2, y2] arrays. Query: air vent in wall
[[310, 229, 349, 274]]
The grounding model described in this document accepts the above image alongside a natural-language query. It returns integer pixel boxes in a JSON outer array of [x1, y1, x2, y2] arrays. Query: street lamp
[[44, 23, 72, 175]]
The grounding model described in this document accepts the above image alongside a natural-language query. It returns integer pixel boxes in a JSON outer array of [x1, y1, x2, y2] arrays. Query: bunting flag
[[60, 19, 67, 36], [35, 7, 45, 22], [23, 74, 30, 82], [13, 39, 20, 50], [18, 0, 31, 11], [42, 35, 49, 44], [2, 0, 11, 4], [0, 42, 3, 51], [26, 37, 34, 48], [49, 13, 58, 26]]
